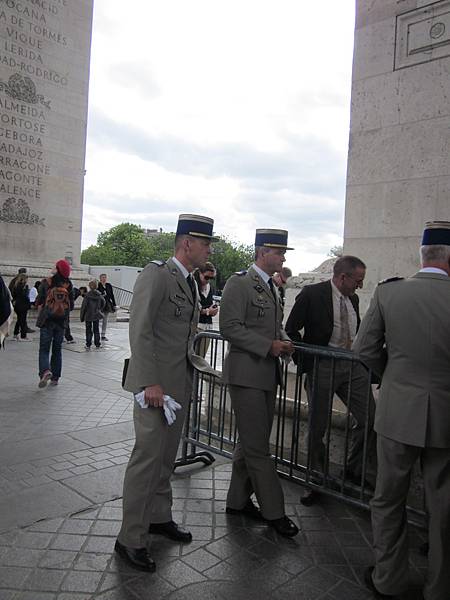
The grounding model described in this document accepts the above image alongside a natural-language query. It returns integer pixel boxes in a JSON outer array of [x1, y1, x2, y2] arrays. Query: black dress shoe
[[226, 499, 264, 521], [300, 489, 317, 506], [114, 540, 156, 572], [149, 520, 192, 543], [267, 515, 299, 537], [364, 567, 398, 599]]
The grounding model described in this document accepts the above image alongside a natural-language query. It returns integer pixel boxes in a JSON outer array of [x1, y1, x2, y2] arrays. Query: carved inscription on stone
[[0, 0, 70, 226], [395, 1, 450, 70]]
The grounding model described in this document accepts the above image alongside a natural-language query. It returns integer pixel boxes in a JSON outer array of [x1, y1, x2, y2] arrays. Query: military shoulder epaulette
[[378, 276, 404, 285], [150, 260, 166, 266], [234, 270, 247, 276]]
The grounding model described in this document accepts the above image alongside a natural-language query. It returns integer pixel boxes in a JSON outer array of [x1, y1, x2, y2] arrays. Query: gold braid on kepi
[[422, 221, 450, 246], [254, 228, 293, 250], [176, 214, 218, 241]]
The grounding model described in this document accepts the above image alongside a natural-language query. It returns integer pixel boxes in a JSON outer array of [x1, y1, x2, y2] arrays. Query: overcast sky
[[83, 0, 356, 273]]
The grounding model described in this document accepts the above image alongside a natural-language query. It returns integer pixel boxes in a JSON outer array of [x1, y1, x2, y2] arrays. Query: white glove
[[133, 392, 181, 426], [163, 396, 182, 425]]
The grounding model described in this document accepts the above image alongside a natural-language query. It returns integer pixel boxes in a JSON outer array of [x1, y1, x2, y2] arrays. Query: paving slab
[[0, 481, 92, 533], [63, 464, 127, 504], [69, 422, 134, 447], [0, 435, 90, 467]]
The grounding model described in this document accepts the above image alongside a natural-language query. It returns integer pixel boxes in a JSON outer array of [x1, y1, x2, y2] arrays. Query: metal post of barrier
[[175, 330, 426, 527]]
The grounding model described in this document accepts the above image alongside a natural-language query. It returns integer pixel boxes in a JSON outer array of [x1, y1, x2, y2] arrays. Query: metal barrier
[[111, 285, 134, 308], [176, 330, 426, 524]]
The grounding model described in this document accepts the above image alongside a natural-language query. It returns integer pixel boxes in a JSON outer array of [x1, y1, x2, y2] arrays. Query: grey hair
[[254, 246, 271, 261], [420, 244, 450, 265]]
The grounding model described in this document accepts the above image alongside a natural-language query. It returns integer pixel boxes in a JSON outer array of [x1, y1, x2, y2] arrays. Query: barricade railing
[[176, 330, 426, 525], [111, 285, 133, 308]]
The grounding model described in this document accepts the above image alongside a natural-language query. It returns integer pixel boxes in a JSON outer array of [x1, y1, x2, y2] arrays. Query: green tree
[[81, 223, 254, 289], [212, 237, 254, 289], [328, 244, 343, 258], [81, 223, 151, 267]]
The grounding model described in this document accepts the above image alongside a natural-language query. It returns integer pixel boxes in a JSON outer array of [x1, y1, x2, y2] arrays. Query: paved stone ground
[[0, 320, 427, 599]]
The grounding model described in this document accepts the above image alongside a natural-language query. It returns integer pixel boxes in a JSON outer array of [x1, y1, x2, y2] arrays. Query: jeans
[[65, 315, 74, 341], [39, 325, 64, 379], [86, 320, 100, 347], [101, 312, 108, 336]]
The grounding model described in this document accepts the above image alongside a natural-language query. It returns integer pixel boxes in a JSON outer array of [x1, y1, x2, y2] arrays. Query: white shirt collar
[[251, 263, 271, 284], [419, 267, 448, 276], [330, 280, 345, 299], [171, 256, 190, 278]]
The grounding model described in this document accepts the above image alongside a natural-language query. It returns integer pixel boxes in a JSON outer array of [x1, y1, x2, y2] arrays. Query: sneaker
[[85, 344, 91, 350], [19, 337, 32, 342], [13, 335, 19, 341], [95, 345, 101, 349], [50, 379, 59, 386], [38, 370, 52, 388], [101, 336, 108, 341], [66, 339, 76, 344]]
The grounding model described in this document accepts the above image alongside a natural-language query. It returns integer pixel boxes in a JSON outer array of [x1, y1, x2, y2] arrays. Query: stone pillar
[[344, 0, 450, 307], [0, 0, 93, 278]]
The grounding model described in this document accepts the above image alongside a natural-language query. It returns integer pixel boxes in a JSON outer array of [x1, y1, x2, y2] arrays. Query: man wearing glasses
[[286, 256, 376, 500]]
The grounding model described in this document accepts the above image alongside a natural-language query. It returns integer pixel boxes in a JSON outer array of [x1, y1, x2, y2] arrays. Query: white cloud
[[84, 0, 355, 273]]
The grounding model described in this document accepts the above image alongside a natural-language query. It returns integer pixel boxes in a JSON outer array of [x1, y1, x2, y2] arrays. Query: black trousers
[[14, 308, 28, 338], [65, 315, 74, 341], [85, 320, 100, 347]]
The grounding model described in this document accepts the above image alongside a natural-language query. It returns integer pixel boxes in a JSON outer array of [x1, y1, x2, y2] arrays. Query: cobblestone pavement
[[0, 321, 427, 599]]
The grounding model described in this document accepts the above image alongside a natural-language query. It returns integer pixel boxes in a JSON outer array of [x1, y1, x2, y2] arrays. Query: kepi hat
[[176, 214, 218, 241], [255, 228, 293, 250], [421, 221, 450, 246]]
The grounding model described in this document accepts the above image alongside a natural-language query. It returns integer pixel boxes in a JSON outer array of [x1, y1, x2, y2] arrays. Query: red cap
[[55, 259, 71, 279]]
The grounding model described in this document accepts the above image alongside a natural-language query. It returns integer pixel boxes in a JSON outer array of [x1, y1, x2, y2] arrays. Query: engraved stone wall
[[345, 0, 450, 309], [0, 0, 93, 270]]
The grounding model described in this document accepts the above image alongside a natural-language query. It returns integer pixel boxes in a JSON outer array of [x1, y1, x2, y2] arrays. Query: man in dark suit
[[285, 255, 376, 490]]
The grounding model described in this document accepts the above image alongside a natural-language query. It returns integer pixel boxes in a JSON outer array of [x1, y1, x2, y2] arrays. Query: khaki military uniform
[[117, 258, 199, 549], [353, 272, 450, 600], [219, 266, 290, 520]]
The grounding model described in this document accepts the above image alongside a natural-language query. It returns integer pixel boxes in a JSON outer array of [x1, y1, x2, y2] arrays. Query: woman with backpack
[[36, 259, 73, 388], [11, 273, 32, 341]]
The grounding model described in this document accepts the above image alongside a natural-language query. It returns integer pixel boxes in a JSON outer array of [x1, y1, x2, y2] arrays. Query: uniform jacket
[[353, 272, 450, 448], [80, 290, 105, 322], [285, 280, 360, 371], [219, 266, 290, 391], [123, 258, 200, 402]]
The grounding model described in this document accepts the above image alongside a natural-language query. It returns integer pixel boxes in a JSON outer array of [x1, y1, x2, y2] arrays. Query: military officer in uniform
[[219, 229, 299, 537], [115, 214, 217, 571], [353, 221, 450, 600]]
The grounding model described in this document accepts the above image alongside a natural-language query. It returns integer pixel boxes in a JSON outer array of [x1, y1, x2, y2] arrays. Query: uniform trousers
[[117, 398, 188, 548], [372, 434, 450, 600], [306, 358, 376, 480], [227, 385, 285, 520]]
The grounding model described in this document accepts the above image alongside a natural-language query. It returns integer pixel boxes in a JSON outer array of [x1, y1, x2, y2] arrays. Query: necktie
[[268, 278, 277, 301], [186, 275, 196, 300], [339, 295, 351, 349]]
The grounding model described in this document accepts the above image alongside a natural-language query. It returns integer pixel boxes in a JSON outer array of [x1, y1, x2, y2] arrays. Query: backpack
[[45, 280, 70, 320]]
